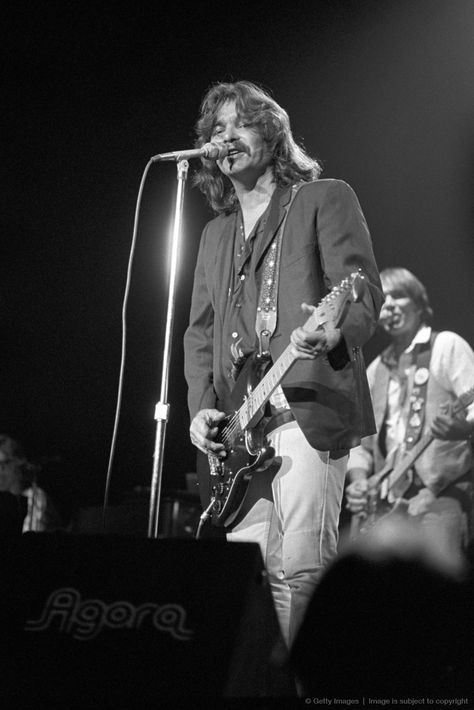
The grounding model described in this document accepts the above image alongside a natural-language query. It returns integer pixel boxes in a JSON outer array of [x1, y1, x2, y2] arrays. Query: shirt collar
[[382, 325, 432, 369], [404, 325, 432, 353]]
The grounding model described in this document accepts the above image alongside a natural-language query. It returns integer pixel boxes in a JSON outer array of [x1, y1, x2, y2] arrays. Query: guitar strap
[[403, 333, 438, 451], [255, 183, 303, 357], [388, 331, 438, 499]]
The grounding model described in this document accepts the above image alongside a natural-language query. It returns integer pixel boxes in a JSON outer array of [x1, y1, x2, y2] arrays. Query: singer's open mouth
[[388, 314, 403, 328], [227, 140, 247, 157]]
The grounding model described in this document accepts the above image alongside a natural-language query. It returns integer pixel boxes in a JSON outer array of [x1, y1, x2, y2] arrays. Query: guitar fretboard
[[386, 384, 474, 491], [238, 344, 296, 430]]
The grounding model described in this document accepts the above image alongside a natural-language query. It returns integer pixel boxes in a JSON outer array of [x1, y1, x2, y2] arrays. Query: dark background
[[3, 0, 474, 517]]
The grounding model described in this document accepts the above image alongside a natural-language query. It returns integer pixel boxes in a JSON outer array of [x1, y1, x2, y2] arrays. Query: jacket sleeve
[[183, 226, 217, 421], [317, 180, 384, 366]]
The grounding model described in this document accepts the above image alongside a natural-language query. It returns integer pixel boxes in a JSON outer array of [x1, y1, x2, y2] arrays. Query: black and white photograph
[[2, 1, 474, 706]]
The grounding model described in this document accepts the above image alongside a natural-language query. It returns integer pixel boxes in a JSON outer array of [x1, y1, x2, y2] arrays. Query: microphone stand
[[148, 158, 189, 538]]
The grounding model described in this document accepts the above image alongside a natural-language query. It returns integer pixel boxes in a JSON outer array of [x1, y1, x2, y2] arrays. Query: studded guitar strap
[[388, 331, 438, 499], [255, 183, 303, 356], [403, 332, 438, 452]]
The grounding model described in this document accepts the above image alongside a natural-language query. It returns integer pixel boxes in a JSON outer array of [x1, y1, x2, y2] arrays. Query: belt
[[263, 409, 295, 436]]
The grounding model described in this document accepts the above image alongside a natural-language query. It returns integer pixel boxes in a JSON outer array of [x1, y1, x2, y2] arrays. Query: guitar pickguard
[[208, 424, 275, 527]]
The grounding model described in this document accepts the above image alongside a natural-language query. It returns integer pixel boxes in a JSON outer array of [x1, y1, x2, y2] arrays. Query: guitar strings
[[219, 349, 291, 447], [220, 413, 240, 447]]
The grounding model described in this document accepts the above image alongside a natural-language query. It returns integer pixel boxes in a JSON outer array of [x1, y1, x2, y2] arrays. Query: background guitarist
[[183, 80, 383, 648], [346, 267, 474, 556]]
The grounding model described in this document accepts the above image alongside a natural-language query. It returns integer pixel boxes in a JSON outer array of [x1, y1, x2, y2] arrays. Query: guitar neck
[[387, 433, 434, 487], [387, 390, 473, 489], [237, 344, 296, 429]]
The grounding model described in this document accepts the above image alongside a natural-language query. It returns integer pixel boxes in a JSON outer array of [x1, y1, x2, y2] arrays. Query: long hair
[[192, 80, 322, 214], [380, 267, 434, 325]]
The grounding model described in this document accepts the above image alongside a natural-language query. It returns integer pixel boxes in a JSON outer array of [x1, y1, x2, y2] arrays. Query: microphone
[[151, 142, 230, 163]]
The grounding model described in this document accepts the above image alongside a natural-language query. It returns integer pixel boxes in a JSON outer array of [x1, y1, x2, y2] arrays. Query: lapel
[[213, 211, 237, 290], [253, 185, 294, 268]]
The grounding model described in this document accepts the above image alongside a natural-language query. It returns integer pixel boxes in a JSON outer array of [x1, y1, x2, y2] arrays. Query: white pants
[[227, 420, 347, 647]]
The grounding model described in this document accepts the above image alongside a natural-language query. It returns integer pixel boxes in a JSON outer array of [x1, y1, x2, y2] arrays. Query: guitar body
[[351, 495, 410, 538], [208, 353, 276, 527], [350, 446, 417, 538], [352, 457, 397, 536], [354, 490, 394, 536], [208, 424, 275, 528], [375, 497, 410, 526]]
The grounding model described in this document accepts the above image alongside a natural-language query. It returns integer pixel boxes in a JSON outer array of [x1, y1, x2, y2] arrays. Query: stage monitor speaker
[[0, 533, 291, 704]]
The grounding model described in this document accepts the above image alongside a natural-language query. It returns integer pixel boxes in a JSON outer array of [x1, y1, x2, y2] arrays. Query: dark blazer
[[184, 179, 383, 452]]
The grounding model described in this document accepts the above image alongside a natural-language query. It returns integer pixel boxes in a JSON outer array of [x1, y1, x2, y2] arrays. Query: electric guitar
[[206, 270, 366, 527], [350, 385, 474, 537]]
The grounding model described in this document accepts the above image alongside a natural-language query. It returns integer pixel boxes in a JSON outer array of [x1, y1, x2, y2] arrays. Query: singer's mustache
[[228, 140, 248, 155]]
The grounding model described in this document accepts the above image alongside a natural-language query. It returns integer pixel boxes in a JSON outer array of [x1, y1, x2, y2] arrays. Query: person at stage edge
[[183, 80, 383, 647], [0, 433, 63, 534], [346, 267, 474, 555]]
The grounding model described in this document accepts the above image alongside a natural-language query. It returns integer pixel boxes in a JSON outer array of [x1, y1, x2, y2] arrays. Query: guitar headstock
[[303, 270, 367, 333], [322, 269, 366, 304], [323, 269, 366, 321], [348, 270, 366, 303]]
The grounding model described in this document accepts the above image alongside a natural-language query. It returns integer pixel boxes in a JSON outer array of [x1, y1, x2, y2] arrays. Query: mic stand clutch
[[148, 159, 189, 538]]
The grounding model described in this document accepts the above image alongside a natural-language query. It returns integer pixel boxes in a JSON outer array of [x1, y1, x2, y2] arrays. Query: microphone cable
[[101, 158, 155, 532]]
